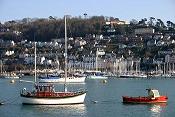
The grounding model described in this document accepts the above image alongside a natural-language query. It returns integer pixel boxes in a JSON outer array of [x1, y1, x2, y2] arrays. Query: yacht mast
[[64, 15, 68, 92], [96, 48, 98, 71], [34, 42, 37, 83], [0, 60, 2, 75]]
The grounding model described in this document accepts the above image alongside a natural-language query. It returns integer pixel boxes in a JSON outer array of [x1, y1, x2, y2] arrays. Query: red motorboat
[[122, 89, 168, 104]]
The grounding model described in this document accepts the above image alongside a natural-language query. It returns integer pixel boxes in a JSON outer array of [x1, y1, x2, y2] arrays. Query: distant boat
[[0, 72, 20, 79], [38, 73, 86, 83], [161, 74, 174, 78], [20, 16, 86, 105], [0, 100, 4, 105], [84, 70, 108, 79], [0, 60, 19, 79], [122, 89, 168, 104], [119, 73, 147, 78]]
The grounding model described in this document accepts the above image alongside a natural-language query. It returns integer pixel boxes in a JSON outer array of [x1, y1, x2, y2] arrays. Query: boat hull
[[39, 77, 86, 83], [119, 75, 147, 78], [21, 92, 86, 105], [0, 75, 19, 79], [122, 96, 168, 104], [86, 75, 108, 79]]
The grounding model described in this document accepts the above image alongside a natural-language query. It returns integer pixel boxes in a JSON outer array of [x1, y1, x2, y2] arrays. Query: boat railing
[[20, 88, 27, 95], [76, 89, 87, 94]]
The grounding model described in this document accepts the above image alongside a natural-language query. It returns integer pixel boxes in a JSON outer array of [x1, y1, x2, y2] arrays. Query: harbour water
[[1, 77, 175, 117]]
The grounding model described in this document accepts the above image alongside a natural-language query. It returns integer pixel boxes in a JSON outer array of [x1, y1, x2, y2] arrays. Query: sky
[[0, 0, 175, 23]]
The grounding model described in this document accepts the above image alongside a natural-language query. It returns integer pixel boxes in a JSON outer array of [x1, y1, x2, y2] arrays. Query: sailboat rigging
[[38, 16, 85, 83], [64, 15, 68, 92]]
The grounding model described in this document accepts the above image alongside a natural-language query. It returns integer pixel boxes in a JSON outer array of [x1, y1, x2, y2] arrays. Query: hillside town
[[0, 16, 175, 77]]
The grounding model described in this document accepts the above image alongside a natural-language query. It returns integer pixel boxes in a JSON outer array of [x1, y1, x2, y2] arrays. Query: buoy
[[92, 100, 98, 104], [10, 79, 15, 83], [102, 79, 107, 84], [0, 101, 4, 105]]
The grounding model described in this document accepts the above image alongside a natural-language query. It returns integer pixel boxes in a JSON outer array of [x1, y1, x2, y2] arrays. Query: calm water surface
[[0, 77, 175, 117]]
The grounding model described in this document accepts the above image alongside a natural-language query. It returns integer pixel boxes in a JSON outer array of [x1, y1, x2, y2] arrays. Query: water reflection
[[149, 103, 167, 117], [21, 104, 87, 117], [122, 103, 167, 117]]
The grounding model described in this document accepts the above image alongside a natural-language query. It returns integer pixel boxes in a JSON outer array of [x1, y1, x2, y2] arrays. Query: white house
[[135, 28, 155, 35], [5, 50, 14, 56], [24, 56, 34, 64], [156, 40, 165, 46]]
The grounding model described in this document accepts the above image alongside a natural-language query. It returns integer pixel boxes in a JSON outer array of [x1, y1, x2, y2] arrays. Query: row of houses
[[0, 21, 175, 73]]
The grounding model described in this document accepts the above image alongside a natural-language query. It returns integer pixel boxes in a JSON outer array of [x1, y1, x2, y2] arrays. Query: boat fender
[[10, 80, 15, 83], [102, 80, 107, 83], [21, 88, 27, 94]]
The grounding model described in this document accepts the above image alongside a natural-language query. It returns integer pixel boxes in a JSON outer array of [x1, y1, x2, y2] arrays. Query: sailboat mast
[[34, 42, 37, 83], [64, 15, 68, 92], [96, 48, 98, 71], [0, 60, 2, 75]]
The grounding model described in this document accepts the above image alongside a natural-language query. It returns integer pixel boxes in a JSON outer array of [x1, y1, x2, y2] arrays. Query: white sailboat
[[85, 70, 108, 79], [38, 74, 86, 83], [119, 73, 147, 78], [20, 16, 87, 104], [38, 69, 85, 83]]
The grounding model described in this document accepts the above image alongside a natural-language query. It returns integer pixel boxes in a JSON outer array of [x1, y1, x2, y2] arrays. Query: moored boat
[[122, 89, 168, 104], [0, 73, 20, 79], [119, 73, 147, 78], [38, 73, 85, 83], [20, 84, 86, 105], [84, 70, 108, 79]]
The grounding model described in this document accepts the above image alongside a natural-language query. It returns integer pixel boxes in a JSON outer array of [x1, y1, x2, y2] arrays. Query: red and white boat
[[20, 84, 86, 105], [122, 89, 168, 104]]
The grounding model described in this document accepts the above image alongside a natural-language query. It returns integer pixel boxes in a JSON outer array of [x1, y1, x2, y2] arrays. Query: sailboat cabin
[[35, 84, 55, 93]]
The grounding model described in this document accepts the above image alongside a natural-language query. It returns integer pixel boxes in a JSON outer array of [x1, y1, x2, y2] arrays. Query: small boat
[[20, 84, 86, 105], [84, 71, 108, 79], [0, 72, 19, 79], [122, 89, 168, 104], [119, 73, 147, 78], [38, 73, 85, 83]]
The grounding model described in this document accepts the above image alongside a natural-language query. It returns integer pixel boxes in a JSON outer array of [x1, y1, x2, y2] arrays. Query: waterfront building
[[135, 27, 155, 35]]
